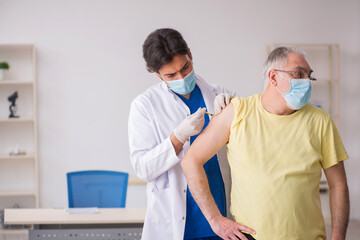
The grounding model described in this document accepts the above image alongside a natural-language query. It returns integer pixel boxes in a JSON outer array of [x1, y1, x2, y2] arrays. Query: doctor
[[128, 28, 237, 240]]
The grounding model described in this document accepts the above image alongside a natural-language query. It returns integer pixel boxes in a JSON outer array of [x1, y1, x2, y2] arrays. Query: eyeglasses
[[274, 69, 317, 81]]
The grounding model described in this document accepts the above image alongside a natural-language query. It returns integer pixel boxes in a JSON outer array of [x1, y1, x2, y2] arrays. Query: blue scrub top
[[176, 85, 226, 239]]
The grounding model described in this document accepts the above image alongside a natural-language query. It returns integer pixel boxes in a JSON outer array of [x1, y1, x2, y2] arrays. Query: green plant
[[0, 62, 10, 70]]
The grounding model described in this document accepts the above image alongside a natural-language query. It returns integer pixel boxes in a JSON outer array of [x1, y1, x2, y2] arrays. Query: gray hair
[[263, 46, 306, 88]]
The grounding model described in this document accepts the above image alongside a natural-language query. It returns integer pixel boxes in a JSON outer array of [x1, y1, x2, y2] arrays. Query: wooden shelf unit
[[0, 44, 39, 213]]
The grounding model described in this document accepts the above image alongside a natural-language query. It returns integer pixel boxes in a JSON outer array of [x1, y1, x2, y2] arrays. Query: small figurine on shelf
[[9, 144, 26, 156], [8, 91, 19, 118]]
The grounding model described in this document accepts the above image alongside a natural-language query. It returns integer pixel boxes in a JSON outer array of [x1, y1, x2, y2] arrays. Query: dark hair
[[142, 28, 190, 73]]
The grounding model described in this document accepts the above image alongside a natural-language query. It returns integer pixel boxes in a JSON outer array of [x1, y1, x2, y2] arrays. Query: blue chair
[[67, 170, 128, 208]]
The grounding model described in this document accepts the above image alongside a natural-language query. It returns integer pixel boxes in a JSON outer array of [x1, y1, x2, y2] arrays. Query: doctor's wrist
[[170, 132, 185, 155]]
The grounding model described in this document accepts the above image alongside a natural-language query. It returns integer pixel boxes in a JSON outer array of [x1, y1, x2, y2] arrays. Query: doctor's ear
[[156, 72, 169, 87], [156, 72, 166, 82], [188, 48, 193, 60]]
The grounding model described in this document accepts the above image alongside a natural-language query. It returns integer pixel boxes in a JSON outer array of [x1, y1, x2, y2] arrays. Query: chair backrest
[[67, 170, 128, 208]]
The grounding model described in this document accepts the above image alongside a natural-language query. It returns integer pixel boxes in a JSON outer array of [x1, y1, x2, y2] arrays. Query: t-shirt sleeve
[[230, 97, 247, 129], [321, 117, 349, 169]]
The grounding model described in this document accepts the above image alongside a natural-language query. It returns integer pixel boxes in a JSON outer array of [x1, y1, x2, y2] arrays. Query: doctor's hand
[[209, 215, 256, 240], [214, 93, 233, 115], [173, 107, 206, 143]]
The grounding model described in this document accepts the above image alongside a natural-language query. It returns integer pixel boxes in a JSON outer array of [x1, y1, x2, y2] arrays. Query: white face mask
[[165, 69, 196, 95]]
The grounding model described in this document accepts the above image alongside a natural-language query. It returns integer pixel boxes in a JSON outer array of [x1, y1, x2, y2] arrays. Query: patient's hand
[[209, 215, 256, 240]]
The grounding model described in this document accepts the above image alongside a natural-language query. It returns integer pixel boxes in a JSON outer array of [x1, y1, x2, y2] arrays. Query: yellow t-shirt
[[227, 94, 348, 240]]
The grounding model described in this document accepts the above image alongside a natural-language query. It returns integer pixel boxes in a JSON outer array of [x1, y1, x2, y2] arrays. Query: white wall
[[0, 0, 359, 219]]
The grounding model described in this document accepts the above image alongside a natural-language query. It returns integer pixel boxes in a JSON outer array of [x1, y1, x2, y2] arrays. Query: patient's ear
[[268, 69, 278, 86]]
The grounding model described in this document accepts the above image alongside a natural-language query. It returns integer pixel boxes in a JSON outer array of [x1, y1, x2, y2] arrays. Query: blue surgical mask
[[166, 69, 196, 95], [278, 78, 312, 110]]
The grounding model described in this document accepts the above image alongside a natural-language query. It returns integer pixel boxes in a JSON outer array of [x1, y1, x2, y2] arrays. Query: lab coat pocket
[[148, 187, 172, 224], [152, 171, 169, 192]]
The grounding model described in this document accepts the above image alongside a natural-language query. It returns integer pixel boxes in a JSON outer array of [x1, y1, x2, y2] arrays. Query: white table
[[5, 208, 146, 240]]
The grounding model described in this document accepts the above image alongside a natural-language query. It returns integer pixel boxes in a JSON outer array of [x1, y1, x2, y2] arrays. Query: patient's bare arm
[[181, 103, 255, 240]]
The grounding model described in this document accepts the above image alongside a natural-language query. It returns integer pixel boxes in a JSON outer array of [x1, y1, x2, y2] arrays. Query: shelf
[[128, 175, 146, 186], [0, 153, 35, 160], [0, 118, 34, 123], [0, 43, 38, 209], [0, 190, 36, 197], [319, 181, 329, 194], [0, 44, 34, 49], [0, 80, 34, 85], [312, 79, 332, 86], [0, 229, 29, 235]]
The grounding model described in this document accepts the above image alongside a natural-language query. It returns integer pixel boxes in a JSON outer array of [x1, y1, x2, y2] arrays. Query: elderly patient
[[181, 46, 349, 240]]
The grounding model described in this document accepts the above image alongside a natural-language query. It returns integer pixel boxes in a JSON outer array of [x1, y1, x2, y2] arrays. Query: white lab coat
[[128, 75, 234, 240]]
